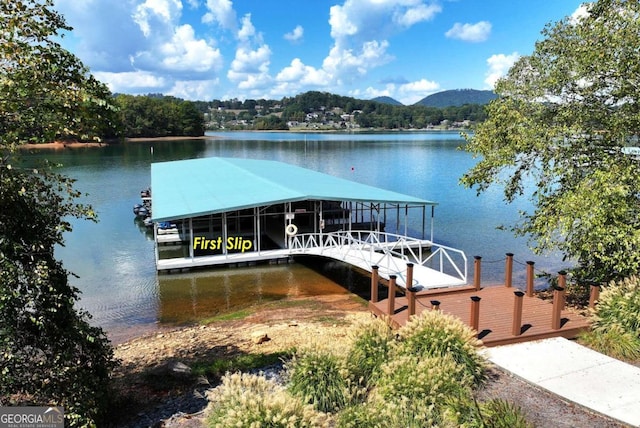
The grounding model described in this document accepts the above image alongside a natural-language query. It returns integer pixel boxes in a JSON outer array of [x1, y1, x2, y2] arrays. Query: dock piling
[[474, 256, 482, 291], [526, 261, 535, 297], [505, 253, 514, 288], [430, 300, 440, 311], [406, 263, 414, 289], [407, 287, 416, 317], [551, 285, 565, 330], [470, 296, 481, 332], [371, 265, 379, 303], [512, 291, 525, 336], [387, 275, 397, 315]]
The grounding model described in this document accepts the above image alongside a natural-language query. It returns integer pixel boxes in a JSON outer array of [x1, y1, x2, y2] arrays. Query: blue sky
[[54, 0, 587, 104]]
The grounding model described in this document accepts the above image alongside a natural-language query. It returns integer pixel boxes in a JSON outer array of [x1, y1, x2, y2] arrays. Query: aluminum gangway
[[288, 231, 467, 290]]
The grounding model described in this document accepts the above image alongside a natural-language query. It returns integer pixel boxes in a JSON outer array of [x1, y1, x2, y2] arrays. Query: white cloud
[[393, 3, 442, 27], [202, 0, 237, 31], [228, 44, 272, 89], [284, 25, 304, 43], [156, 24, 223, 72], [237, 13, 256, 41], [94, 71, 167, 93], [276, 58, 330, 86], [445, 21, 491, 42], [484, 52, 520, 88], [398, 78, 439, 104], [169, 79, 221, 100], [133, 0, 182, 37], [570, 3, 590, 24]]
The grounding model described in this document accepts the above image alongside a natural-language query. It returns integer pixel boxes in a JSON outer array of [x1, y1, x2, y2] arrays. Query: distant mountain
[[414, 89, 497, 108], [371, 96, 403, 106]]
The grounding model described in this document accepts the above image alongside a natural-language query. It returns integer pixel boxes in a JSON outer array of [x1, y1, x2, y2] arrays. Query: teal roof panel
[[151, 157, 436, 221]]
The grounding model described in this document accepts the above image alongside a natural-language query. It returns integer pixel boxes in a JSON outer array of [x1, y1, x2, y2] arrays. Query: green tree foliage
[[114, 94, 205, 137], [0, 163, 117, 425], [461, 0, 640, 284], [0, 0, 121, 147], [0, 1, 118, 425]]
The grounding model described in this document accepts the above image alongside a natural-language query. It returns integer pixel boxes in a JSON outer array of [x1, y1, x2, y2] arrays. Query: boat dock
[[369, 255, 593, 347]]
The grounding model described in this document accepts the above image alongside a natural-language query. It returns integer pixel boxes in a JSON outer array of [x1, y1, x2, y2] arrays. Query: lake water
[[20, 131, 565, 343]]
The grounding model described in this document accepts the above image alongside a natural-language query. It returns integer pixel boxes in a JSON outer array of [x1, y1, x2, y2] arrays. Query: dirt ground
[[111, 293, 629, 428]]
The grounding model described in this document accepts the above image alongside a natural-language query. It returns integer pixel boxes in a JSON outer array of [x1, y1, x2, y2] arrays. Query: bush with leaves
[[206, 372, 328, 427], [0, 162, 117, 426], [580, 276, 640, 359], [285, 349, 352, 413], [394, 309, 487, 385]]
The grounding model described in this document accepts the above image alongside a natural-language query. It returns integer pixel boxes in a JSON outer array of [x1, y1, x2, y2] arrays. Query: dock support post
[[526, 261, 535, 297], [430, 300, 440, 311], [407, 287, 416, 317], [512, 291, 525, 336], [406, 263, 414, 289], [474, 256, 482, 291], [589, 283, 601, 309], [551, 285, 565, 330], [387, 275, 397, 316], [470, 296, 481, 332], [505, 253, 514, 288], [371, 265, 379, 303], [557, 271, 567, 311]]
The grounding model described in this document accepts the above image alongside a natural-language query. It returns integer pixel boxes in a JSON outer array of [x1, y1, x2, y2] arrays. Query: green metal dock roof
[[151, 157, 436, 222]]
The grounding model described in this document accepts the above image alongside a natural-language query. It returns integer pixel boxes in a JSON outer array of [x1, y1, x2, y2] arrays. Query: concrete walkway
[[485, 337, 640, 427]]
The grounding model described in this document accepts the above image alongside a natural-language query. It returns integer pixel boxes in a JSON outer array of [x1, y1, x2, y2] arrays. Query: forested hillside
[[415, 89, 497, 108], [114, 94, 205, 138]]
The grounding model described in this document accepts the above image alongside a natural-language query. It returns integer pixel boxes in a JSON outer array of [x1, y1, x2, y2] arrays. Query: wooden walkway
[[369, 284, 591, 347]]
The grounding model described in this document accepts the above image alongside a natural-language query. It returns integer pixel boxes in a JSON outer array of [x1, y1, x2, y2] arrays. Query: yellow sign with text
[[193, 236, 253, 252]]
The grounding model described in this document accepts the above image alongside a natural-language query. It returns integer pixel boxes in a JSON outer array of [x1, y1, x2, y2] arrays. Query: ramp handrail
[[288, 230, 467, 285]]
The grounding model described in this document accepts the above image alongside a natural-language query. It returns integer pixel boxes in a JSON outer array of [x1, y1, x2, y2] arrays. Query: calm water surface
[[21, 132, 564, 342]]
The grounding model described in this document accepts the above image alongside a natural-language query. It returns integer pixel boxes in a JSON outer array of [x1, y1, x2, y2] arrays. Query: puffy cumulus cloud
[[54, 0, 147, 71], [323, 40, 392, 82], [227, 45, 272, 89], [156, 25, 223, 73], [350, 78, 439, 105], [397, 78, 439, 104], [133, 0, 183, 37], [284, 25, 304, 43], [94, 71, 168, 93], [484, 52, 520, 88], [329, 0, 441, 42], [393, 3, 442, 27], [276, 58, 330, 86], [445, 21, 491, 42], [202, 0, 237, 31], [168, 78, 221, 100], [237, 13, 256, 41]]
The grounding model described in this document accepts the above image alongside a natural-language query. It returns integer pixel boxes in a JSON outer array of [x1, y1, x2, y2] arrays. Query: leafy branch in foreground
[[461, 0, 640, 285]]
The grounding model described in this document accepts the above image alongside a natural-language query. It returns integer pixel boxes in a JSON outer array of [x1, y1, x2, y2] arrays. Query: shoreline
[[18, 135, 214, 150]]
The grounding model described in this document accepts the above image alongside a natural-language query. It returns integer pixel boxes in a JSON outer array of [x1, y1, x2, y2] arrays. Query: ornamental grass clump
[[206, 372, 328, 428], [394, 310, 487, 385], [345, 316, 395, 390], [580, 276, 640, 360], [285, 349, 352, 413], [336, 397, 449, 428]]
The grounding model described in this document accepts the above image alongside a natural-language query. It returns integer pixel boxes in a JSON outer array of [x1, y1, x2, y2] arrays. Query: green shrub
[[580, 324, 640, 360], [394, 310, 487, 385], [286, 349, 351, 413], [376, 354, 472, 405], [478, 398, 532, 428], [206, 372, 328, 427], [336, 398, 451, 428], [345, 316, 395, 390], [593, 276, 640, 334]]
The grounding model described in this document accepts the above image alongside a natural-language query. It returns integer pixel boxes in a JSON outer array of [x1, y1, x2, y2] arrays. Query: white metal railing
[[288, 230, 467, 285]]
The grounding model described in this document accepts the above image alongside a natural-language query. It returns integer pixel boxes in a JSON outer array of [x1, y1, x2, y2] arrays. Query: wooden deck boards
[[369, 285, 591, 347]]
